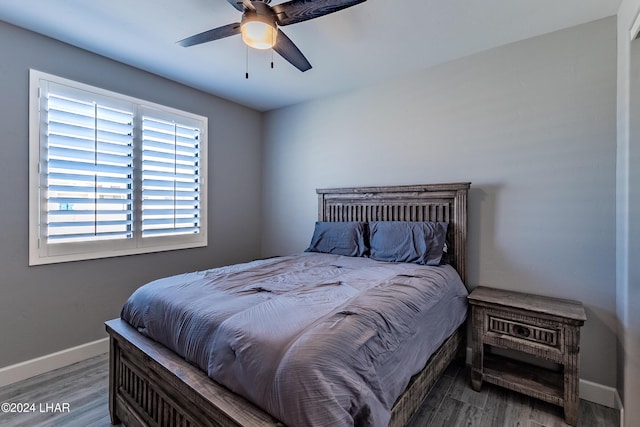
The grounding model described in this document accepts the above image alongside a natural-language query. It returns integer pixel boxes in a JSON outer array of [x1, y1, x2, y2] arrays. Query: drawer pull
[[513, 325, 531, 338]]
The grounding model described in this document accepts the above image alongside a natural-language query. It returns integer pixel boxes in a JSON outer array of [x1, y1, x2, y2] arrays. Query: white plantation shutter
[[45, 94, 134, 243], [29, 70, 207, 265], [142, 117, 201, 238]]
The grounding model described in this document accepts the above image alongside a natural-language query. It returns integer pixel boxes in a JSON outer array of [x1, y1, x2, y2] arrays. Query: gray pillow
[[305, 222, 368, 257], [369, 221, 448, 265]]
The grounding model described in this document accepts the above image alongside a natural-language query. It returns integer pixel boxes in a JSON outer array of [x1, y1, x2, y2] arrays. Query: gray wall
[[626, 39, 640, 420], [616, 0, 640, 423], [262, 17, 617, 387], [0, 21, 263, 367]]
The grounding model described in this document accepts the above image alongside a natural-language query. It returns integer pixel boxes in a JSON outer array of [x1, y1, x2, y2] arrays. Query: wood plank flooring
[[0, 353, 111, 427], [0, 353, 620, 427], [406, 362, 619, 427]]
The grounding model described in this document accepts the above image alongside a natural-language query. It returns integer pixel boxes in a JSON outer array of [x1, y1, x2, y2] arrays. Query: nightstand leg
[[471, 306, 484, 391], [563, 327, 581, 426], [471, 367, 483, 391], [563, 363, 579, 425]]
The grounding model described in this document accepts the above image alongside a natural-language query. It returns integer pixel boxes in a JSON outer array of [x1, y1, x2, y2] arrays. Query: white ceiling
[[0, 0, 621, 111]]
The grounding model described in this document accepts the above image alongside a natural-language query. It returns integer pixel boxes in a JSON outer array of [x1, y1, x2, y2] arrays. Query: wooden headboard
[[316, 183, 471, 283]]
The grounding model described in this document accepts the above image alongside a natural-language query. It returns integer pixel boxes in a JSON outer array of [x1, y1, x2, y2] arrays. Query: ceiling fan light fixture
[[241, 13, 276, 50]]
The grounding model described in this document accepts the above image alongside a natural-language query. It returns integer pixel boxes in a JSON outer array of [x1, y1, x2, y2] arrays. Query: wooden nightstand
[[467, 286, 586, 426]]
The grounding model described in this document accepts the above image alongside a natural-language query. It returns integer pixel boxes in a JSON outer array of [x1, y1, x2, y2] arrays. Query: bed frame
[[106, 182, 471, 427]]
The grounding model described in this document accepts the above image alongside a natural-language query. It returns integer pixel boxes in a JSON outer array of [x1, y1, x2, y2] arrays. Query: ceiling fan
[[178, 0, 367, 72]]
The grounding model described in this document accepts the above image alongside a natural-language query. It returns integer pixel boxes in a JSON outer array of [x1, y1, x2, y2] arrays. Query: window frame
[[29, 70, 208, 266]]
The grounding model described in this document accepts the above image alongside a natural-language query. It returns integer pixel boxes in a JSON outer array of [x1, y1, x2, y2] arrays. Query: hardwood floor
[[0, 354, 111, 427], [0, 353, 619, 427], [406, 362, 619, 427]]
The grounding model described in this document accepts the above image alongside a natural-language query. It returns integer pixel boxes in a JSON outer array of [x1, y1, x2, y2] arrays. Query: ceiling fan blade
[[226, 0, 244, 11], [177, 23, 241, 47], [273, 29, 312, 72], [272, 0, 366, 26]]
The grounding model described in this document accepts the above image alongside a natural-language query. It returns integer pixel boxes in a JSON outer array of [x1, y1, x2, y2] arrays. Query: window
[[29, 70, 208, 265]]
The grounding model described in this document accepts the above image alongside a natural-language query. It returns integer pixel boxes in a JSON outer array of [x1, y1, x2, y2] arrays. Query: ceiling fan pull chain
[[271, 48, 274, 69], [246, 44, 249, 79]]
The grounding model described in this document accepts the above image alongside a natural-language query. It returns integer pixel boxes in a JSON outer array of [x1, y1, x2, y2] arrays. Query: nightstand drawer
[[487, 314, 560, 348], [480, 308, 564, 359]]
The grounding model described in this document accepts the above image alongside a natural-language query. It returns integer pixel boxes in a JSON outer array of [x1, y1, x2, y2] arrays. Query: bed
[[106, 182, 471, 427]]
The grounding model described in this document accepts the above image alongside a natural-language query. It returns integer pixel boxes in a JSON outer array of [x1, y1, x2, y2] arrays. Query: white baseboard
[[579, 378, 622, 410], [0, 338, 109, 388], [465, 347, 622, 410]]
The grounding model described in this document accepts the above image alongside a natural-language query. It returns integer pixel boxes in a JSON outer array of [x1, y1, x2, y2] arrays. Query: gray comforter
[[121, 252, 468, 427]]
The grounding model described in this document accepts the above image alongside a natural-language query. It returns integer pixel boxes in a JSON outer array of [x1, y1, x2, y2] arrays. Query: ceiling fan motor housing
[[241, 2, 278, 49]]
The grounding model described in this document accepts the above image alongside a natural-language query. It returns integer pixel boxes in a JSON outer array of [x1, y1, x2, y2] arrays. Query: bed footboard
[[107, 318, 464, 427], [106, 318, 283, 427]]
